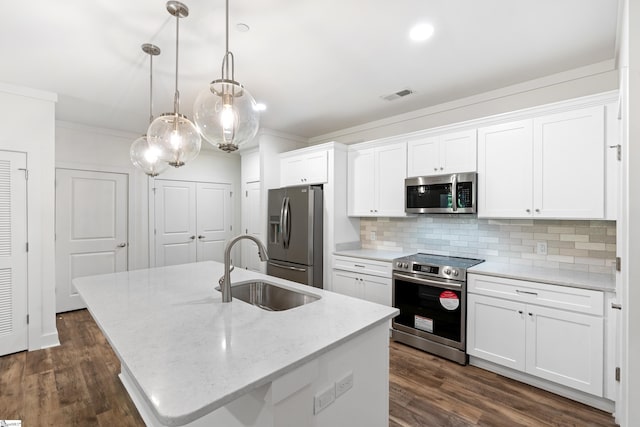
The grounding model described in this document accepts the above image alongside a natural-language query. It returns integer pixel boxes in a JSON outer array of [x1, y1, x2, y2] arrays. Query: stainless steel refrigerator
[[266, 185, 323, 288]]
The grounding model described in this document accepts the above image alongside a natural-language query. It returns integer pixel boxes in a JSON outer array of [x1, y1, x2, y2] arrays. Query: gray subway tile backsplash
[[360, 217, 616, 274]]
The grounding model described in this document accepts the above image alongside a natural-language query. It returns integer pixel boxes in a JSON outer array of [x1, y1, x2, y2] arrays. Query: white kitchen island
[[73, 261, 398, 427]]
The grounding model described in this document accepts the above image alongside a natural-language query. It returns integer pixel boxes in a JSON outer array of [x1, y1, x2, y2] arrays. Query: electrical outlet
[[370, 231, 376, 241], [335, 372, 353, 398], [314, 385, 335, 414], [536, 241, 548, 256]]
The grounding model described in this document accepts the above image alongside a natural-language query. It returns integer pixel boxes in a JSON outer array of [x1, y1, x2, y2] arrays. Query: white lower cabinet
[[332, 270, 391, 306], [331, 256, 392, 306], [467, 274, 604, 397]]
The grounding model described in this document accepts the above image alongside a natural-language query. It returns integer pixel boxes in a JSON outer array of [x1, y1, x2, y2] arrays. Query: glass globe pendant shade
[[130, 135, 170, 177], [147, 112, 201, 167], [193, 79, 260, 152]]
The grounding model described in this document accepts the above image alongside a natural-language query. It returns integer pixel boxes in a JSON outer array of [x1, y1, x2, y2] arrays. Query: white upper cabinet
[[407, 129, 477, 177], [478, 120, 534, 218], [348, 141, 407, 217], [280, 150, 328, 187], [533, 106, 604, 219], [478, 105, 606, 219]]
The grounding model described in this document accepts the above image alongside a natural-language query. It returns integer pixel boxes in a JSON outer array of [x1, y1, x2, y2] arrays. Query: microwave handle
[[451, 174, 458, 212]]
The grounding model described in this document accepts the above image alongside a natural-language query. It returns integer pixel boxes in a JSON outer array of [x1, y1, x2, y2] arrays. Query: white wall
[[0, 82, 58, 350], [310, 64, 618, 144], [621, 0, 640, 425], [56, 121, 242, 269]]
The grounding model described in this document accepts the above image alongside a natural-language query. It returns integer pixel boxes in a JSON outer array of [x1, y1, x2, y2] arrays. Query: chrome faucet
[[221, 235, 269, 303]]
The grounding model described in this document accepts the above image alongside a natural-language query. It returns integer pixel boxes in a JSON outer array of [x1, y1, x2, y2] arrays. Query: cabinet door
[[348, 148, 376, 216], [375, 142, 407, 217], [467, 294, 526, 371], [533, 106, 605, 219], [477, 120, 533, 218], [362, 275, 392, 306], [331, 270, 361, 297], [280, 156, 306, 187], [526, 305, 604, 396], [304, 150, 328, 184], [407, 136, 441, 177], [441, 129, 477, 174]]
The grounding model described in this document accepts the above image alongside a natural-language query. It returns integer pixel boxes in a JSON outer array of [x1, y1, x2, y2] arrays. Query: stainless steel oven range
[[391, 253, 484, 365]]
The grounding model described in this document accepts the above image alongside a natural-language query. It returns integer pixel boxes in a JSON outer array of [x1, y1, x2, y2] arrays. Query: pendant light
[[193, 0, 260, 153], [130, 43, 170, 177], [147, 1, 201, 167]]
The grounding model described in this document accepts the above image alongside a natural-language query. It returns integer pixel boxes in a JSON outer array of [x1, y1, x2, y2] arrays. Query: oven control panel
[[393, 261, 462, 280]]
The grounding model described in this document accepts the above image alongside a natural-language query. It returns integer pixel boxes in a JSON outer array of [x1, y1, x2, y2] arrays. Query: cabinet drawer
[[333, 256, 391, 278], [468, 274, 603, 316]]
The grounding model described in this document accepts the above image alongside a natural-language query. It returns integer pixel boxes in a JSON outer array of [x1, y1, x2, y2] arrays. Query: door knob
[[116, 243, 127, 248]]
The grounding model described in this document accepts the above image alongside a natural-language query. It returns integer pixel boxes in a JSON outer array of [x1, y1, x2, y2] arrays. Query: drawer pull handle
[[611, 303, 622, 310], [354, 264, 366, 268], [516, 290, 538, 296]]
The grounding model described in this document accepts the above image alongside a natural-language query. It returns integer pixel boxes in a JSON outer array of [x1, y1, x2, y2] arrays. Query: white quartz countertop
[[74, 261, 398, 426], [468, 261, 616, 292], [333, 249, 414, 262]]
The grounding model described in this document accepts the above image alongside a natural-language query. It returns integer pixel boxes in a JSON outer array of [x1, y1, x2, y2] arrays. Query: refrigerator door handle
[[279, 196, 287, 247], [284, 197, 291, 249], [268, 261, 307, 272]]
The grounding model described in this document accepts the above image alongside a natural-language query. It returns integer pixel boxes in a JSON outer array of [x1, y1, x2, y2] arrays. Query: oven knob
[[396, 262, 402, 268], [402, 262, 409, 268], [444, 268, 451, 275], [453, 270, 459, 277]]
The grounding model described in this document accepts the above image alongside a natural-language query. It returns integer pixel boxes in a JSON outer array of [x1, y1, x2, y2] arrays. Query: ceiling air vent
[[381, 88, 415, 101]]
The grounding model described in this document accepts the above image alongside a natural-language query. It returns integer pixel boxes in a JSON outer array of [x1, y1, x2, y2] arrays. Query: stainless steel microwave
[[405, 172, 477, 214]]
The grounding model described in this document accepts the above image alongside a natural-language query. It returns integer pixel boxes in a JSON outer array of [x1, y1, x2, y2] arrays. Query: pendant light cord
[[149, 53, 154, 124], [174, 10, 180, 114], [221, 0, 235, 81]]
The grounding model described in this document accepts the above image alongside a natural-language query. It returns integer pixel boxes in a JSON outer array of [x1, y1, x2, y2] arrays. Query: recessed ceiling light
[[254, 103, 266, 111], [236, 23, 250, 32], [409, 23, 434, 42]]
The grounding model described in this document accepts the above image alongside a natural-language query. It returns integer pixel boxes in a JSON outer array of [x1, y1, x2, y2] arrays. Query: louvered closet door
[[0, 151, 28, 356]]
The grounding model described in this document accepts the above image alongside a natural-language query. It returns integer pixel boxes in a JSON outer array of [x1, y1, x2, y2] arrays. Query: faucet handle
[[218, 264, 235, 287]]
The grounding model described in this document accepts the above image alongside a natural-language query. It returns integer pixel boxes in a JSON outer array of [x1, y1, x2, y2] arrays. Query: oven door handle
[[393, 273, 463, 290]]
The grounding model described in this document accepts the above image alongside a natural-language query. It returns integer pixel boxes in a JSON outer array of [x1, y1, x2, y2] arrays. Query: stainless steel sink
[[217, 280, 320, 311]]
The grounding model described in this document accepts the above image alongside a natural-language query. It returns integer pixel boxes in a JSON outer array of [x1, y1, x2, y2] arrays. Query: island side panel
[[273, 322, 390, 427]]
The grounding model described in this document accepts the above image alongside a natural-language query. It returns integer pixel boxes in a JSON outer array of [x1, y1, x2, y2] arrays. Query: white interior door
[[196, 182, 231, 263], [0, 151, 28, 356], [241, 181, 262, 271], [154, 180, 197, 267], [55, 168, 128, 313]]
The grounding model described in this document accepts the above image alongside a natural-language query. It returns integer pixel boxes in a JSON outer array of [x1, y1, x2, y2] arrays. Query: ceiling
[[2, 1, 620, 139]]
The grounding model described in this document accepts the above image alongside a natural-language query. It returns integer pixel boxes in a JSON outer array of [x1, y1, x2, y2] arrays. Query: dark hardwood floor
[[0, 310, 618, 426]]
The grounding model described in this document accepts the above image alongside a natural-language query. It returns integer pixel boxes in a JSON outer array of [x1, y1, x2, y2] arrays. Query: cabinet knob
[[440, 167, 444, 170], [190, 235, 196, 240], [518, 310, 523, 314], [535, 209, 540, 213], [528, 312, 533, 317], [116, 242, 127, 248], [433, 168, 438, 171], [198, 235, 205, 239], [526, 209, 531, 213]]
